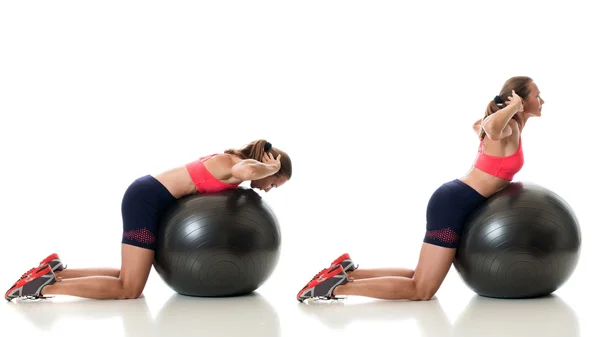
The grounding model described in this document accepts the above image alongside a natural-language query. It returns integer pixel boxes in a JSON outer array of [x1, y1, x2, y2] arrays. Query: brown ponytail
[[225, 139, 270, 161]]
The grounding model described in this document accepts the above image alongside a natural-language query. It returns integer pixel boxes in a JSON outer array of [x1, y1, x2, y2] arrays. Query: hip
[[122, 174, 178, 210]]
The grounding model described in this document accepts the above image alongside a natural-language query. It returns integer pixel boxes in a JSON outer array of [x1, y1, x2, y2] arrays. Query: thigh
[[120, 243, 155, 297], [412, 242, 457, 299]]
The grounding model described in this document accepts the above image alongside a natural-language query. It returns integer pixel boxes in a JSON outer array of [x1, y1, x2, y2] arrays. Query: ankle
[[332, 283, 349, 296], [40, 283, 54, 296]]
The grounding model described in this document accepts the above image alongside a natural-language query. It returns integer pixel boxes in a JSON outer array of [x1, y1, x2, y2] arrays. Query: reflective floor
[[1, 268, 592, 337]]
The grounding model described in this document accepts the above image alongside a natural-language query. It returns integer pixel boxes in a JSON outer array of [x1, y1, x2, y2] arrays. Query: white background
[[1, 1, 598, 336]]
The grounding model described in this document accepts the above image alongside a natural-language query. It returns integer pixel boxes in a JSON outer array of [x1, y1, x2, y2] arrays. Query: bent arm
[[472, 119, 482, 135], [231, 159, 279, 181], [481, 104, 520, 141]]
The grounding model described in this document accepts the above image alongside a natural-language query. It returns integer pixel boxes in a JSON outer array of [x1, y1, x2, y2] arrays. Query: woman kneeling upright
[[297, 76, 544, 302]]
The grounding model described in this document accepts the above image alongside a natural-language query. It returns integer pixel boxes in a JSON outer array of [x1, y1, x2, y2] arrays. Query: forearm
[[482, 104, 519, 138], [232, 160, 279, 181], [248, 162, 279, 180]]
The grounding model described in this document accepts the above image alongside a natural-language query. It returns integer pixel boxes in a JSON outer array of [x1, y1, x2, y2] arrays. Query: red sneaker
[[296, 264, 349, 302], [5, 265, 57, 302], [330, 253, 358, 273], [39, 253, 66, 272], [309, 253, 358, 281]]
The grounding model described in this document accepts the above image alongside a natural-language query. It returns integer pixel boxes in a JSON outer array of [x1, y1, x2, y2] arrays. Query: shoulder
[[499, 120, 521, 149], [201, 154, 240, 180], [507, 118, 521, 137], [198, 153, 237, 170], [211, 153, 241, 167]]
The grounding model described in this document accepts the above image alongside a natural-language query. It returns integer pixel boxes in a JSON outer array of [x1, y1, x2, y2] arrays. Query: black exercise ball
[[153, 187, 281, 297], [454, 182, 581, 299]]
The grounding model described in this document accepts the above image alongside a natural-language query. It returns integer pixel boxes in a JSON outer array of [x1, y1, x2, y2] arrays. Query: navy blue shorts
[[423, 179, 488, 248], [121, 175, 177, 250]]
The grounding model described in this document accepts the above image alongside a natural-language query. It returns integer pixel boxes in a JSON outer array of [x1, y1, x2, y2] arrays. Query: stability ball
[[153, 187, 281, 297], [454, 182, 581, 299]]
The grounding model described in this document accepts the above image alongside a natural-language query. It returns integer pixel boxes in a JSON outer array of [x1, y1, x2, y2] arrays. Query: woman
[[6, 139, 292, 301], [297, 76, 544, 302]]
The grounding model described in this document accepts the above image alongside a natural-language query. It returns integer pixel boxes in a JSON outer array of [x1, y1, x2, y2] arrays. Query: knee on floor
[[413, 286, 437, 301], [118, 280, 145, 299], [120, 288, 143, 299]]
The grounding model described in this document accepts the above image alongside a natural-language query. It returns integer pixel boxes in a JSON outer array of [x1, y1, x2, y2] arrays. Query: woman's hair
[[225, 139, 292, 180], [479, 76, 533, 140]]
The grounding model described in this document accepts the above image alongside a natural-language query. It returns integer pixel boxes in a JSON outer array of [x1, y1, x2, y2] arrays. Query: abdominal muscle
[[459, 167, 512, 198], [152, 166, 198, 199]]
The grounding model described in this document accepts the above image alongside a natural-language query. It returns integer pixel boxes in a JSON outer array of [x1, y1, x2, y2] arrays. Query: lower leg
[[333, 276, 422, 300], [41, 244, 154, 300], [41, 276, 130, 300], [56, 268, 120, 279], [334, 243, 456, 301], [347, 268, 414, 279]]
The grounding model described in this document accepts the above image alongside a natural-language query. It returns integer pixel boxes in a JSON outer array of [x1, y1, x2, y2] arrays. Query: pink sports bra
[[185, 154, 240, 193], [473, 138, 524, 181]]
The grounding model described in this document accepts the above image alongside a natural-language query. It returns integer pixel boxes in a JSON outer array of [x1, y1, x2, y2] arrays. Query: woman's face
[[251, 174, 288, 192], [522, 81, 545, 117]]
